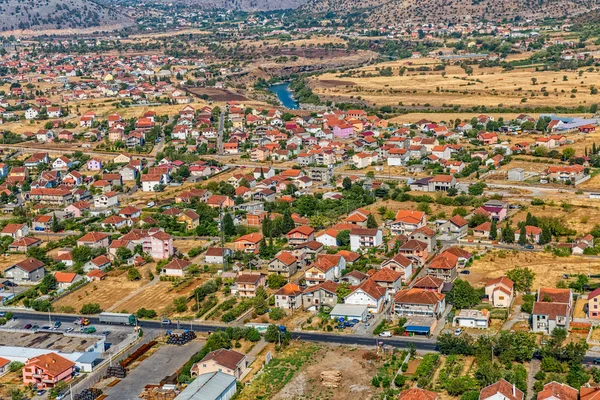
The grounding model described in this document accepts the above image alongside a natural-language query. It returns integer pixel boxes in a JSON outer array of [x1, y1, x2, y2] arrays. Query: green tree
[[448, 280, 482, 309], [267, 274, 287, 289], [335, 282, 352, 303], [562, 147, 576, 160], [468, 182, 486, 196], [127, 267, 141, 281], [342, 177, 352, 191], [116, 247, 133, 262], [269, 307, 286, 320], [222, 213, 236, 236], [51, 212, 60, 233], [282, 210, 295, 233], [39, 274, 57, 294], [501, 223, 514, 243], [80, 303, 102, 314], [506, 267, 535, 292], [490, 219, 497, 240], [366, 214, 378, 229], [264, 324, 291, 345], [539, 226, 552, 245], [173, 297, 188, 313], [336, 230, 350, 247], [72, 246, 93, 264]]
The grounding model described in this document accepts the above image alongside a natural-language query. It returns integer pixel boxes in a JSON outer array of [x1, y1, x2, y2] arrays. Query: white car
[[454, 328, 463, 336], [379, 331, 392, 337]]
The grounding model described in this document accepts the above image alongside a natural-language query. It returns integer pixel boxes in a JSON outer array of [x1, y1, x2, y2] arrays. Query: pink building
[[23, 353, 74, 389], [333, 124, 354, 139], [146, 230, 174, 260]]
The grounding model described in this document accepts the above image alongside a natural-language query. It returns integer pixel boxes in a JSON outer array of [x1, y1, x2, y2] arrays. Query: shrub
[[80, 303, 101, 314], [269, 307, 286, 321], [136, 308, 157, 319]]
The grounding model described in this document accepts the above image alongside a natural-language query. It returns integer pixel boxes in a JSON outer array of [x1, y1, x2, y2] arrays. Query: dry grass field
[[311, 59, 600, 108], [465, 250, 598, 288], [54, 269, 148, 312]]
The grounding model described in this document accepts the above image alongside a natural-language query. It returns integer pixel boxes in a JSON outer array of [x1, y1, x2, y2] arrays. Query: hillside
[[151, 0, 308, 11], [301, 0, 600, 24], [0, 0, 132, 32]]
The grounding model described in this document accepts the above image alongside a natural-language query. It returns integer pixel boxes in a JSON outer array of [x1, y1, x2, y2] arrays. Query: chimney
[[512, 383, 516, 396]]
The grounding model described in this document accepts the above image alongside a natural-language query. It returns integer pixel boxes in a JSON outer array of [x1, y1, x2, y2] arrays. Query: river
[[268, 82, 299, 109]]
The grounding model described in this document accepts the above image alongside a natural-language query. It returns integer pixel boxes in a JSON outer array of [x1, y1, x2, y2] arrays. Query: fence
[[68, 331, 160, 399]]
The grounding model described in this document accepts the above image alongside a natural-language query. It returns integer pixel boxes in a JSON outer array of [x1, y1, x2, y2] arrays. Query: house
[[4, 258, 45, 284], [160, 258, 191, 277], [52, 156, 72, 171], [370, 268, 403, 298], [398, 388, 438, 400], [94, 192, 119, 208], [305, 254, 346, 286], [8, 237, 42, 253], [234, 233, 263, 253], [87, 269, 107, 281], [537, 382, 578, 400], [531, 288, 573, 334], [428, 175, 457, 192], [83, 255, 111, 272], [344, 279, 387, 313], [427, 248, 471, 282], [398, 240, 429, 265], [437, 215, 469, 238], [514, 226, 542, 243], [452, 309, 489, 329], [22, 353, 75, 389], [204, 247, 232, 265], [191, 349, 247, 380], [141, 174, 163, 192], [77, 232, 110, 249], [380, 253, 414, 282], [544, 165, 585, 183], [301, 281, 338, 311], [409, 227, 436, 252], [274, 283, 304, 310], [315, 228, 340, 247], [485, 276, 515, 308], [588, 287, 600, 319], [0, 223, 29, 239], [580, 386, 600, 400], [233, 273, 265, 297], [477, 132, 499, 145], [479, 379, 523, 400], [286, 226, 315, 245], [393, 288, 445, 319], [268, 252, 298, 277], [412, 275, 445, 293], [349, 228, 383, 252], [86, 158, 102, 171], [178, 210, 200, 230], [54, 272, 82, 290], [390, 210, 427, 235]]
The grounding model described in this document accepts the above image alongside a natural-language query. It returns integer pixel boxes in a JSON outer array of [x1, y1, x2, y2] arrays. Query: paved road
[[102, 340, 204, 399]]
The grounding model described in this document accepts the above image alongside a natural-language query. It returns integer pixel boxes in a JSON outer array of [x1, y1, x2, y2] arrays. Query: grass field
[[311, 59, 600, 108]]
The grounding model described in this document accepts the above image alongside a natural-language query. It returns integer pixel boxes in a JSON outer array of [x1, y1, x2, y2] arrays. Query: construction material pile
[[166, 330, 196, 345], [320, 370, 342, 388]]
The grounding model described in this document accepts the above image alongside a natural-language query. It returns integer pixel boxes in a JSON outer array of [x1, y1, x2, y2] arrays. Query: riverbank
[[268, 82, 299, 110]]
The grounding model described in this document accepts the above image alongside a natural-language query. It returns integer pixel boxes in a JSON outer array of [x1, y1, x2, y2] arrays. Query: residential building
[[398, 388, 437, 400], [161, 258, 192, 277], [191, 349, 247, 380], [233, 273, 265, 298], [205, 247, 232, 265], [349, 228, 383, 252], [268, 252, 298, 278], [0, 223, 29, 239], [390, 210, 426, 235], [380, 253, 414, 282], [537, 382, 578, 400], [174, 371, 237, 400], [393, 288, 446, 319], [452, 309, 490, 329], [531, 288, 573, 334], [234, 233, 263, 253], [22, 353, 75, 389], [274, 283, 304, 310], [77, 232, 110, 249], [485, 276, 515, 308], [479, 379, 523, 400], [4, 258, 45, 284], [344, 279, 387, 313], [301, 281, 338, 311]]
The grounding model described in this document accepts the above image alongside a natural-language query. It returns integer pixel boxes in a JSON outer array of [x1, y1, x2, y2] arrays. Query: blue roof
[[405, 325, 430, 333]]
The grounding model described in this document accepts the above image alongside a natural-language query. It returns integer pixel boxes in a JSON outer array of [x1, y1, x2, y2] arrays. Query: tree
[[222, 213, 236, 236], [366, 214, 378, 229], [51, 212, 60, 233], [448, 280, 483, 309], [264, 324, 290, 345], [468, 182, 486, 196], [506, 267, 536, 292], [447, 187, 458, 196], [501, 223, 515, 243], [562, 147, 576, 160], [254, 296, 268, 315], [436, 333, 475, 355], [539, 226, 552, 245], [490, 219, 497, 240], [269, 307, 286, 320], [469, 213, 489, 228], [342, 177, 352, 191], [282, 210, 295, 233], [518, 225, 528, 245], [173, 297, 188, 313], [127, 267, 141, 281], [336, 230, 350, 247], [72, 246, 93, 264], [80, 303, 102, 314], [39, 274, 57, 294], [136, 308, 157, 319], [335, 282, 352, 303], [267, 274, 287, 289], [116, 247, 133, 262]]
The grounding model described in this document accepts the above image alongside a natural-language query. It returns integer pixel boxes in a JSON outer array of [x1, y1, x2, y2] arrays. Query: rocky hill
[[301, 0, 600, 24], [152, 0, 308, 11], [0, 0, 132, 32]]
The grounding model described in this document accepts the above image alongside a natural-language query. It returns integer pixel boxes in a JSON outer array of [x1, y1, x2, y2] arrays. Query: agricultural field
[[465, 250, 600, 288], [310, 60, 600, 109]]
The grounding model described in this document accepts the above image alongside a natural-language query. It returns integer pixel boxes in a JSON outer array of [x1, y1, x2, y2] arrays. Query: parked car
[[364, 323, 371, 328], [379, 331, 392, 337], [523, 244, 534, 250], [454, 328, 463, 336], [161, 319, 171, 325], [24, 324, 32, 329], [460, 270, 471, 275], [54, 321, 61, 329], [594, 358, 600, 365], [36, 390, 46, 396], [65, 327, 74, 333], [41, 325, 51, 330]]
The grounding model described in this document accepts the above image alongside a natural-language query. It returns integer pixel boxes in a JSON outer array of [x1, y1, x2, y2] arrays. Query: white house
[[315, 228, 339, 247], [344, 280, 386, 313], [25, 107, 40, 120], [141, 174, 163, 192], [349, 228, 383, 252], [94, 192, 119, 208]]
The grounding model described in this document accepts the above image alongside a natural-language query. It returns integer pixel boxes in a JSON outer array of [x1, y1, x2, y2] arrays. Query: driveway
[[103, 340, 204, 399]]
